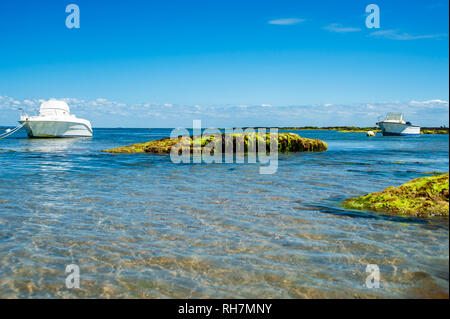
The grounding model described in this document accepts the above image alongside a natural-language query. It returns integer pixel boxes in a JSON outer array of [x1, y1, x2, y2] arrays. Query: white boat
[[19, 100, 93, 138], [376, 113, 420, 136]]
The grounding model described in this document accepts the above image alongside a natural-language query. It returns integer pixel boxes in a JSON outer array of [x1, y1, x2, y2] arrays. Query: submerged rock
[[343, 173, 449, 218], [102, 132, 327, 154]]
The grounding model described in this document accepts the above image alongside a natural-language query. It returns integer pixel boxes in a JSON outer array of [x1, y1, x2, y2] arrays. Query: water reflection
[[19, 137, 89, 153]]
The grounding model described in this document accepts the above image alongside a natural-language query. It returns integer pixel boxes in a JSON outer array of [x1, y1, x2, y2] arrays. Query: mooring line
[[0, 123, 25, 140]]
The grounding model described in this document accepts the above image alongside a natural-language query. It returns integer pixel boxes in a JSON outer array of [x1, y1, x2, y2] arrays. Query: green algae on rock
[[343, 173, 449, 218], [102, 132, 327, 154]]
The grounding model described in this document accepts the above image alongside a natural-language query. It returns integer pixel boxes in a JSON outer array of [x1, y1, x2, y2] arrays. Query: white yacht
[[376, 113, 420, 136], [19, 100, 93, 138]]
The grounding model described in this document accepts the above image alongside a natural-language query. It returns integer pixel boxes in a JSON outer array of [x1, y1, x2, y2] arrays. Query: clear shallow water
[[0, 128, 448, 298]]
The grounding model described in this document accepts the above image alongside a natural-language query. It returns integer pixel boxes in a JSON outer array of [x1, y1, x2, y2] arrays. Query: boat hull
[[19, 120, 93, 138], [378, 122, 421, 136]]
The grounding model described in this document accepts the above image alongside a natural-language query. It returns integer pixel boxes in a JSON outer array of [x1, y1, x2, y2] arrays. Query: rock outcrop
[[343, 173, 449, 217], [103, 132, 328, 154]]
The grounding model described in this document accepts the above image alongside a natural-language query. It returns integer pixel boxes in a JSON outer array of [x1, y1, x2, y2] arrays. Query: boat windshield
[[386, 113, 404, 121], [39, 100, 71, 117]]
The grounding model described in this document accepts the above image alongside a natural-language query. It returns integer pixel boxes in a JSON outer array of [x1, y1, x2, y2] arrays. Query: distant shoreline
[[1, 126, 448, 134], [262, 127, 449, 134]]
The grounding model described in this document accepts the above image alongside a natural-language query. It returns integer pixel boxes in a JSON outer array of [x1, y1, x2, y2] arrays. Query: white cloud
[[409, 99, 449, 108], [268, 18, 305, 25], [324, 23, 361, 33], [0, 96, 23, 110], [1, 96, 448, 127], [369, 29, 447, 40], [23, 99, 35, 106]]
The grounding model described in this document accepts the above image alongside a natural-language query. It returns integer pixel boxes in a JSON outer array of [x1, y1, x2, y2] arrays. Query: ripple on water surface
[[0, 129, 448, 298]]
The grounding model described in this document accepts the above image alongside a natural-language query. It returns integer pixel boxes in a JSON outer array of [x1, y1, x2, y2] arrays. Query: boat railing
[[18, 108, 29, 118], [377, 115, 386, 122], [385, 112, 404, 122]]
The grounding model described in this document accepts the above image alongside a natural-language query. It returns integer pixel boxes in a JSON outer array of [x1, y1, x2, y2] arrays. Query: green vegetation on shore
[[280, 126, 380, 133], [343, 173, 449, 218], [421, 128, 449, 135], [103, 132, 328, 154], [279, 126, 449, 134]]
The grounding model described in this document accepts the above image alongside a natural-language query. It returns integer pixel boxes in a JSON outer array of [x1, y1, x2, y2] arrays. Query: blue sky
[[0, 0, 448, 127]]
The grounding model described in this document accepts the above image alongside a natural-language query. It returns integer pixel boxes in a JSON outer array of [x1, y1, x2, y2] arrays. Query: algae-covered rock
[[343, 173, 449, 218], [100, 141, 153, 154], [102, 132, 327, 154]]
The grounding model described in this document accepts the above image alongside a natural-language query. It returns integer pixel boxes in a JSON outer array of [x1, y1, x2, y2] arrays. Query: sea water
[[0, 128, 448, 298]]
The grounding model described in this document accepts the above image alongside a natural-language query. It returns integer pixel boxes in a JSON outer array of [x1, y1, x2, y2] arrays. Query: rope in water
[[0, 123, 25, 140]]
